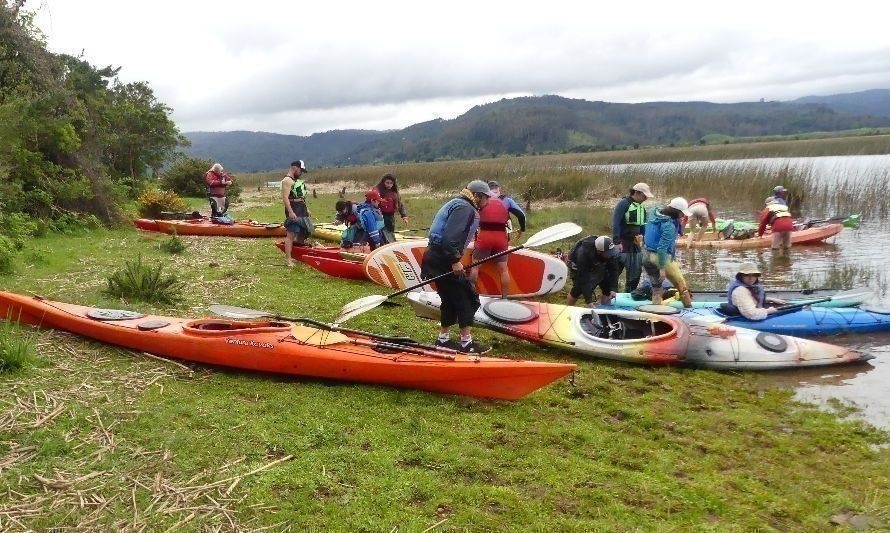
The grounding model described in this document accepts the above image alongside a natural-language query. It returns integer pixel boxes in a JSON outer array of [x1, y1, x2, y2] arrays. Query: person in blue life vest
[[281, 160, 314, 266], [421, 180, 496, 355], [486, 181, 527, 241], [641, 197, 694, 307], [611, 182, 653, 292], [723, 262, 788, 320]]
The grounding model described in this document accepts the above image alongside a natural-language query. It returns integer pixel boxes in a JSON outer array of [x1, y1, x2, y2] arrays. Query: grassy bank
[[0, 195, 888, 529]]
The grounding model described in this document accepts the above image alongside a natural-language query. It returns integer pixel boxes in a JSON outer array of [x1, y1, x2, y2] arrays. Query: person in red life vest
[[468, 189, 513, 298], [758, 197, 795, 254], [204, 163, 233, 218], [681, 197, 718, 244], [486, 181, 526, 241], [374, 173, 408, 237]]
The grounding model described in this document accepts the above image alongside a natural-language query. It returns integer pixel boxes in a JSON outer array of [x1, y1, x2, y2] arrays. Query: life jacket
[[624, 200, 647, 226], [429, 196, 479, 251], [478, 198, 509, 231], [766, 203, 791, 224], [723, 278, 766, 315], [289, 178, 307, 200]]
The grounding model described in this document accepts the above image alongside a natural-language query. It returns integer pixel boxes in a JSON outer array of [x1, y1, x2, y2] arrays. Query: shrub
[[160, 155, 242, 201], [0, 212, 39, 249], [136, 188, 188, 218], [0, 319, 35, 372], [48, 212, 102, 234], [159, 233, 187, 254], [0, 235, 16, 275], [105, 256, 182, 305]]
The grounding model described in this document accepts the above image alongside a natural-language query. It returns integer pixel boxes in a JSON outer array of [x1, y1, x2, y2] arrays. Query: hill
[[183, 92, 890, 171], [792, 89, 890, 117]]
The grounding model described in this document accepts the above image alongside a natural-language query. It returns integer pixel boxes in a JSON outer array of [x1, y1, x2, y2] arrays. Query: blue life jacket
[[724, 278, 766, 315], [428, 196, 479, 251]]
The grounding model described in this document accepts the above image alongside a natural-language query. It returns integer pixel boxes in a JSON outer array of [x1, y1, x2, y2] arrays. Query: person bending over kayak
[[682, 197, 718, 244], [642, 197, 693, 307], [722, 262, 788, 320], [282, 160, 314, 266], [375, 173, 409, 237], [204, 163, 233, 218], [611, 182, 653, 292], [565, 236, 624, 307], [421, 180, 495, 354], [486, 181, 526, 241], [758, 197, 794, 254], [469, 191, 511, 298], [768, 185, 789, 206]]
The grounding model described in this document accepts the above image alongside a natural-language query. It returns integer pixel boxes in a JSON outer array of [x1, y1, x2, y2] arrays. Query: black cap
[[291, 160, 308, 172]]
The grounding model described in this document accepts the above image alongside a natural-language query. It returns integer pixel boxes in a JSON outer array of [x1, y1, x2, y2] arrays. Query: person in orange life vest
[[758, 197, 794, 253], [681, 197, 718, 244], [468, 190, 513, 298], [204, 163, 233, 217], [374, 173, 409, 235]]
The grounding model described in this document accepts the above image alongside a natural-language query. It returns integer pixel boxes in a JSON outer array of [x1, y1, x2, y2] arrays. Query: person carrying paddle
[[682, 197, 718, 244], [468, 186, 514, 298], [421, 180, 496, 354], [641, 197, 694, 307], [375, 173, 409, 235], [487, 181, 526, 240], [611, 182, 653, 292], [758, 197, 794, 253], [565, 236, 624, 307], [281, 160, 314, 266], [204, 163, 233, 218], [722, 262, 788, 320]]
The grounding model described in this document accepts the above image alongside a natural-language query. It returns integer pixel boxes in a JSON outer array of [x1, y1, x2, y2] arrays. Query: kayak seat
[[579, 313, 604, 337], [182, 320, 292, 336]]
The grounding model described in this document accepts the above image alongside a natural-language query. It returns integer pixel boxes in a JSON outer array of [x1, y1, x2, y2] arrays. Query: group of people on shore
[[203, 160, 796, 348]]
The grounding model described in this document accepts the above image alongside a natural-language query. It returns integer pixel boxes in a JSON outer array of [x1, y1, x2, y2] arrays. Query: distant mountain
[[792, 89, 890, 117], [183, 92, 890, 172]]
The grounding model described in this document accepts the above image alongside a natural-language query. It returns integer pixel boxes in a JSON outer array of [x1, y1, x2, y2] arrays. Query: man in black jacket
[[565, 236, 624, 306], [421, 180, 495, 354]]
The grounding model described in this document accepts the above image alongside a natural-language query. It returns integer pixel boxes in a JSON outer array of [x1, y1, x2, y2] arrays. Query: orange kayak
[[677, 224, 842, 249], [0, 292, 574, 399], [154, 219, 287, 237]]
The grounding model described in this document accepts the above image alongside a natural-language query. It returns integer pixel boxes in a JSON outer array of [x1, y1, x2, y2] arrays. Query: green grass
[[0, 318, 35, 372], [0, 201, 887, 529]]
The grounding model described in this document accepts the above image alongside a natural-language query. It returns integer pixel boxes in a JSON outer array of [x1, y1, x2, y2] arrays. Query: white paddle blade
[[208, 304, 270, 320], [335, 295, 388, 323], [523, 222, 584, 248], [830, 288, 874, 307]]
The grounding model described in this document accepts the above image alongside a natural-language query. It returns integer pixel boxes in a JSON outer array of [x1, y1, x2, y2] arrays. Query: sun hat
[[632, 182, 653, 199], [667, 197, 692, 216], [737, 262, 762, 275], [467, 180, 496, 197]]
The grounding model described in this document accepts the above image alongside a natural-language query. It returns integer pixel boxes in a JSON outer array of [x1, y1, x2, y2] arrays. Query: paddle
[[208, 304, 455, 355], [334, 222, 583, 323], [768, 287, 875, 315], [799, 214, 853, 229], [394, 227, 430, 234]]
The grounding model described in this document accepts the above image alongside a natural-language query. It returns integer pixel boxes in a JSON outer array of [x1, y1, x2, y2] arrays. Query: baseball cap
[[737, 262, 761, 275], [487, 180, 500, 189], [594, 236, 620, 258], [365, 189, 382, 202], [290, 160, 308, 172], [467, 180, 496, 197], [632, 182, 653, 199], [668, 197, 692, 217], [773, 185, 787, 193]]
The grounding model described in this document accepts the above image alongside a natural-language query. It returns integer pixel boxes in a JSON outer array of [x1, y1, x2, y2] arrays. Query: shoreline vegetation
[[1, 139, 888, 529]]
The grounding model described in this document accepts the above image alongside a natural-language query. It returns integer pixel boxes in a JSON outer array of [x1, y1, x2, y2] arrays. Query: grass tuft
[[105, 255, 182, 305], [0, 317, 35, 372], [159, 233, 187, 255]]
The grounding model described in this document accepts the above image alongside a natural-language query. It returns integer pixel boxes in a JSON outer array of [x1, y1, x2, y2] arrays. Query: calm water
[[606, 155, 890, 430]]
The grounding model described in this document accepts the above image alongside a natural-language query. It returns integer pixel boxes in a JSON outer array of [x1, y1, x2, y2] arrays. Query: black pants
[[421, 246, 480, 328], [382, 212, 396, 233], [209, 196, 229, 217]]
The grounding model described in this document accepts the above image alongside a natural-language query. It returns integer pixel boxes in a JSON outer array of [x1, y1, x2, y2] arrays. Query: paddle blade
[[828, 288, 874, 307], [334, 295, 388, 323], [523, 222, 583, 248], [208, 304, 271, 320]]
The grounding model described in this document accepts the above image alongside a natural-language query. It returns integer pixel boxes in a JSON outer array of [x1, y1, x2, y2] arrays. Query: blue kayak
[[630, 304, 890, 337]]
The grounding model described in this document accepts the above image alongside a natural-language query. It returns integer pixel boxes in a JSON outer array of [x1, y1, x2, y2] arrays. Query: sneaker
[[459, 340, 491, 355], [435, 338, 461, 350]]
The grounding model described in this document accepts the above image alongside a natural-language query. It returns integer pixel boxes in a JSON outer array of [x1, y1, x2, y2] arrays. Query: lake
[[599, 154, 890, 430]]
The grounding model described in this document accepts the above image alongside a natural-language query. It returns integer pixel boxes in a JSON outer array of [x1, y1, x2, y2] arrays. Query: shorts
[[472, 247, 508, 264], [284, 216, 314, 236], [688, 203, 709, 220]]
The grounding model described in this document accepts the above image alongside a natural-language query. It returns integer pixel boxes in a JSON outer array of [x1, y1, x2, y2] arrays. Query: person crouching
[[565, 236, 624, 307]]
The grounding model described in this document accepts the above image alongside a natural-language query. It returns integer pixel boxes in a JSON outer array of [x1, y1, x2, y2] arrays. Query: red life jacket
[[475, 198, 509, 250]]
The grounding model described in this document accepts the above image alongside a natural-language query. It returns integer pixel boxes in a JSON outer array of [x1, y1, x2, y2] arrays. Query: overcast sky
[[32, 0, 890, 136]]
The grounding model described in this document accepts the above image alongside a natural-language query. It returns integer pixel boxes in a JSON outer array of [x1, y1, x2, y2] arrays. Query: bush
[[159, 233, 187, 254], [0, 319, 35, 372], [0, 212, 39, 249], [160, 155, 242, 201], [48, 212, 102, 234], [136, 188, 188, 218], [105, 256, 182, 305], [0, 235, 16, 275]]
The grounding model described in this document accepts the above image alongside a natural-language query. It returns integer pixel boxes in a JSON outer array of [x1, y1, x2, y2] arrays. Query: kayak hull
[[678, 224, 842, 249], [669, 306, 890, 336], [156, 219, 286, 237], [0, 292, 575, 400], [300, 255, 367, 280], [275, 242, 346, 261], [364, 240, 568, 298], [133, 219, 161, 232], [612, 288, 866, 309], [407, 293, 871, 370]]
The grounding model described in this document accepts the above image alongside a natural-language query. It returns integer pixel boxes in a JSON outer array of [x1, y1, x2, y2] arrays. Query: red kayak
[[300, 254, 368, 280], [133, 219, 161, 232], [275, 242, 344, 261]]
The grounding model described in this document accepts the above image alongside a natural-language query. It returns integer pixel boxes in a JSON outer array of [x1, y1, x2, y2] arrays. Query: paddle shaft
[[388, 244, 527, 299]]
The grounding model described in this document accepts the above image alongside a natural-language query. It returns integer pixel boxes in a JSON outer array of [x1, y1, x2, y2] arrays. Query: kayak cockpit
[[579, 312, 676, 341], [182, 320, 293, 336]]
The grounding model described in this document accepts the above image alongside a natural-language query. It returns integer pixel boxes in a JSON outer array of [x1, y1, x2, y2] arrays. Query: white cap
[[632, 182, 653, 199], [668, 197, 692, 216]]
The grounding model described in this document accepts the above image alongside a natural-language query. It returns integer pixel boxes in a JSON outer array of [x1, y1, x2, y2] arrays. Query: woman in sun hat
[[723, 262, 788, 320]]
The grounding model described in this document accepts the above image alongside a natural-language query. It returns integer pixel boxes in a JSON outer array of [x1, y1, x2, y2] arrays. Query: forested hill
[[792, 89, 890, 117], [184, 93, 890, 172]]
